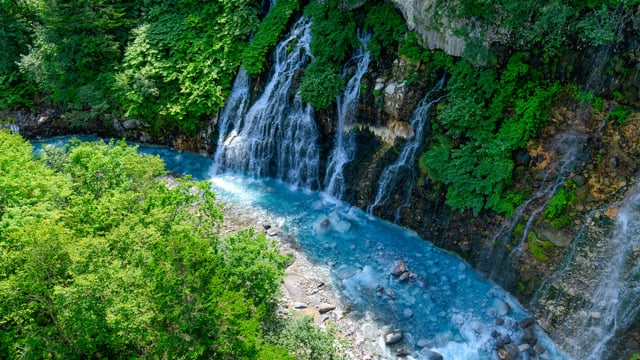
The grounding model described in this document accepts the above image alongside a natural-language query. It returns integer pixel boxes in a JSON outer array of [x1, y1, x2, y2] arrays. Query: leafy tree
[[299, 0, 357, 109], [243, 0, 301, 75], [364, 3, 409, 59], [273, 316, 345, 360], [113, 0, 259, 133], [422, 53, 560, 216], [0, 0, 38, 108], [0, 132, 294, 359], [18, 0, 138, 122]]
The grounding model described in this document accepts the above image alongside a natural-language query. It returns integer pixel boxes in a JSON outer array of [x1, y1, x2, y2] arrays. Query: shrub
[[0, 133, 293, 359], [244, 0, 301, 75]]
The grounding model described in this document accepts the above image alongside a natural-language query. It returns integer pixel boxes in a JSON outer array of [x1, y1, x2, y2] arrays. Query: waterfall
[[211, 67, 251, 174], [8, 123, 19, 135], [489, 132, 587, 284], [211, 17, 320, 189], [367, 77, 446, 221], [532, 184, 640, 360], [323, 31, 371, 199]]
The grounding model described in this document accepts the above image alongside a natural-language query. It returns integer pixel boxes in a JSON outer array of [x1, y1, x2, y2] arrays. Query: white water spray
[[211, 18, 320, 189], [367, 77, 446, 221], [8, 123, 19, 135], [324, 32, 371, 199], [489, 132, 586, 283], [533, 184, 640, 360]]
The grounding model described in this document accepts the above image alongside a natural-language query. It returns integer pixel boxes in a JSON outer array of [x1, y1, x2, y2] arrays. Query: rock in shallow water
[[419, 349, 444, 360], [390, 260, 407, 276], [384, 330, 403, 345]]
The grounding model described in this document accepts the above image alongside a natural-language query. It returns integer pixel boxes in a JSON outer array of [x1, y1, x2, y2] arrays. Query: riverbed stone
[[293, 302, 308, 309], [122, 119, 141, 129], [497, 343, 520, 360], [519, 317, 535, 328], [390, 260, 407, 276], [384, 330, 404, 345], [318, 303, 336, 314], [403, 308, 413, 319], [419, 349, 444, 360]]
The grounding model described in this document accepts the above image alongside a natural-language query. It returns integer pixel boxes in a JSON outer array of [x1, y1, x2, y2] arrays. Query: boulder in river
[[419, 349, 444, 360], [318, 303, 336, 314], [390, 260, 407, 276], [384, 330, 403, 345]]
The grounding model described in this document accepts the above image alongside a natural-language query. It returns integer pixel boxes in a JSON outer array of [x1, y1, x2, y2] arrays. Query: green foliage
[[543, 185, 577, 228], [576, 4, 622, 46], [0, 132, 293, 359], [364, 3, 406, 59], [430, 0, 631, 62], [422, 52, 561, 215], [273, 316, 346, 360], [113, 0, 259, 133], [299, 0, 357, 109], [572, 86, 605, 112], [607, 105, 633, 125], [631, 354, 640, 360], [299, 62, 346, 110], [0, 0, 38, 108], [18, 0, 138, 118], [244, 0, 301, 75], [527, 232, 554, 261], [219, 229, 290, 310]]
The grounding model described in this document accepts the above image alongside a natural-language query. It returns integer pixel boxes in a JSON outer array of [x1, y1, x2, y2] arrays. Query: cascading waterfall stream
[[324, 31, 371, 199], [367, 77, 446, 222], [211, 17, 320, 189], [211, 67, 251, 174], [532, 184, 640, 360], [489, 132, 587, 284]]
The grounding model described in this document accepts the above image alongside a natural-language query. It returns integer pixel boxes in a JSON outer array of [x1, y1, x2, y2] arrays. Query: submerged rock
[[390, 260, 407, 276], [384, 330, 404, 345], [395, 348, 410, 357], [419, 349, 444, 360]]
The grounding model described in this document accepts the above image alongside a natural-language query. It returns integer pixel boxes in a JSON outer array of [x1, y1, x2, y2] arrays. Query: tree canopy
[[0, 131, 298, 359]]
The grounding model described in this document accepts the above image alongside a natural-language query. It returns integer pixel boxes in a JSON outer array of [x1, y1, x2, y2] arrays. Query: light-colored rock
[[390, 0, 467, 56], [384, 330, 404, 345], [403, 308, 413, 319], [391, 260, 408, 276], [318, 303, 336, 314], [122, 119, 141, 129], [293, 302, 308, 309]]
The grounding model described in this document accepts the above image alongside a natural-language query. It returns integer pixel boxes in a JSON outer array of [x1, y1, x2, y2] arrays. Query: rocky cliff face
[[390, 0, 467, 56]]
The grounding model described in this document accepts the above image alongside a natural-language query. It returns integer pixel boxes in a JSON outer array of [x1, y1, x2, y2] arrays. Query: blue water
[[34, 137, 568, 359]]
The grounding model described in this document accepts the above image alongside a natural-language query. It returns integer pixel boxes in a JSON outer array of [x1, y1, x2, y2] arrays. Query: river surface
[[35, 137, 568, 360]]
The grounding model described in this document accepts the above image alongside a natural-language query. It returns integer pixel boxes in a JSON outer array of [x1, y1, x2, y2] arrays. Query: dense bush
[[299, 0, 357, 109], [421, 53, 561, 216], [363, 3, 406, 59], [1, 0, 264, 132], [113, 0, 259, 133], [243, 0, 301, 75], [0, 132, 299, 359]]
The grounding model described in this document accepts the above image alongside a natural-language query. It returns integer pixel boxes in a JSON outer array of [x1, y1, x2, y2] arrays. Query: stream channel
[[36, 137, 568, 360]]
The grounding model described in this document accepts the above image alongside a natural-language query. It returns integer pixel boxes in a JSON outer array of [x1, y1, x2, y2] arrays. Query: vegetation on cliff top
[[0, 0, 301, 133]]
